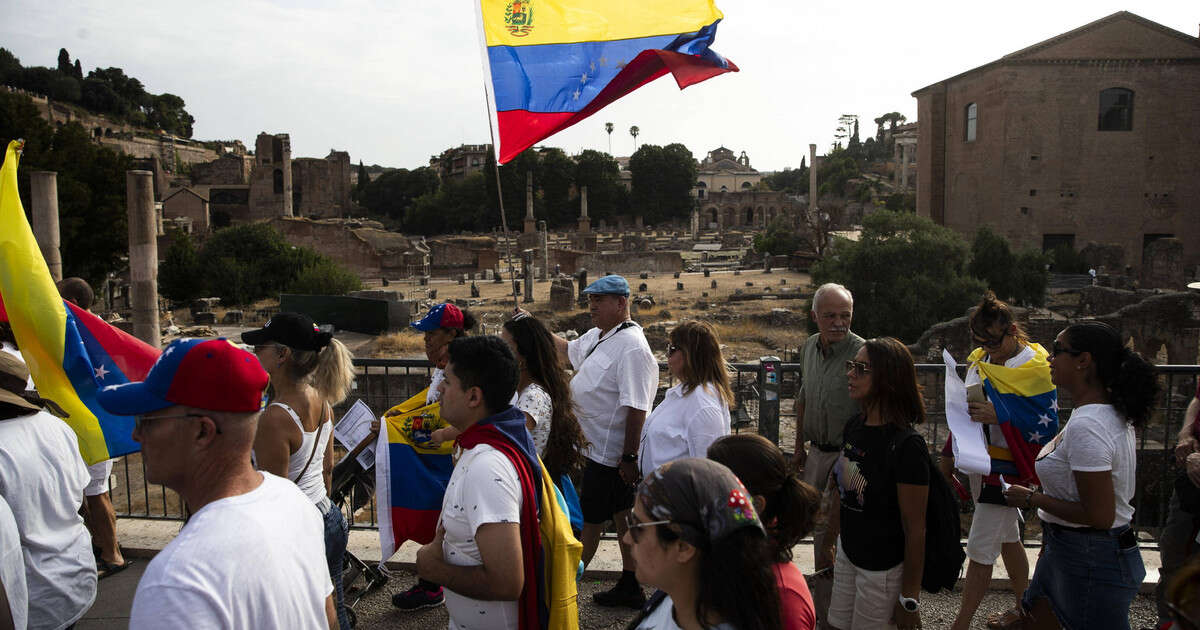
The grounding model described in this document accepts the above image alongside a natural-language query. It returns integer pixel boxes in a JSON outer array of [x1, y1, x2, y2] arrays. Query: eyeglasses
[[667, 344, 680, 355], [971, 328, 1008, 349], [134, 413, 214, 433], [1051, 343, 1083, 358], [845, 360, 872, 377], [624, 512, 671, 543]]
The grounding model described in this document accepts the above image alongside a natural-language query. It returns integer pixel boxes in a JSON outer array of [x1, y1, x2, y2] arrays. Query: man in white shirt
[[96, 338, 337, 629], [415, 336, 527, 630], [537, 274, 659, 609], [0, 352, 95, 630]]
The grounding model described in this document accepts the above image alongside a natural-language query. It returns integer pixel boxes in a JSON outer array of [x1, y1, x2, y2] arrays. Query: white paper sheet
[[333, 399, 378, 469], [943, 349, 992, 475]]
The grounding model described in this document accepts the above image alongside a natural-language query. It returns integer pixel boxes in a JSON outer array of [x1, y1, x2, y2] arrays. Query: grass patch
[[373, 330, 425, 357]]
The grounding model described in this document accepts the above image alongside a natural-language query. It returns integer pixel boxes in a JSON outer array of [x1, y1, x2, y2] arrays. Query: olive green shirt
[[798, 331, 865, 447]]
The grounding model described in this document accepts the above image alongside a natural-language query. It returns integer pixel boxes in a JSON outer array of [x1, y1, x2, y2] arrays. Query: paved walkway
[[80, 518, 1167, 628]]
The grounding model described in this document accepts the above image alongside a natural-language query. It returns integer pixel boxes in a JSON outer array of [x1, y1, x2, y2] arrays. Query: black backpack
[[889, 427, 966, 593]]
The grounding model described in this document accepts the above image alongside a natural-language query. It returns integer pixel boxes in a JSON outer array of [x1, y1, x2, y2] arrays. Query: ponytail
[[284, 338, 356, 406], [1064, 322, 1160, 426]]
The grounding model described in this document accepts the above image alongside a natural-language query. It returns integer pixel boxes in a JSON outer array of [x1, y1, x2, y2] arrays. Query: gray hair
[[812, 283, 853, 312]]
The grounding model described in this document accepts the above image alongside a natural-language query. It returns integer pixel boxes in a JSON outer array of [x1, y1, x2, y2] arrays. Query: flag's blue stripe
[[64, 309, 138, 458], [388, 443, 453, 511], [488, 21, 727, 113]]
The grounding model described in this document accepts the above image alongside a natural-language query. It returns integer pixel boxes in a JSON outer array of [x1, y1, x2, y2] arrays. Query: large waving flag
[[969, 343, 1059, 485], [375, 388, 455, 560], [0, 140, 159, 464], [481, 0, 739, 163]]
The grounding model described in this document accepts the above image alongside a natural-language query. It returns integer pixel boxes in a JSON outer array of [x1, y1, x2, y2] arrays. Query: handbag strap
[[293, 407, 328, 484]]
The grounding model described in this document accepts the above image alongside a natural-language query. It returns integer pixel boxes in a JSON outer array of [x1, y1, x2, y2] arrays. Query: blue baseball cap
[[97, 338, 269, 416], [410, 303, 466, 332], [582, 275, 630, 296]]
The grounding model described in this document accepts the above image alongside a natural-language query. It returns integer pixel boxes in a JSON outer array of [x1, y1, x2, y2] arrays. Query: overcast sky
[[2, 1, 1195, 171]]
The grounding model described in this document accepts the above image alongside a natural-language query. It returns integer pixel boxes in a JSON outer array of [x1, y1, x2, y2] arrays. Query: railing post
[[758, 355, 781, 444]]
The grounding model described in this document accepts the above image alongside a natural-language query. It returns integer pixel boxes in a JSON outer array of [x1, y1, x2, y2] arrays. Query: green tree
[[0, 49, 21, 85], [289, 258, 362, 296], [537, 147, 575, 227], [194, 223, 355, 305], [72, 59, 82, 80], [752, 217, 802, 256], [359, 166, 440, 226], [763, 167, 808, 195], [406, 172, 492, 234], [354, 160, 369, 202], [629, 143, 696, 224], [968, 227, 1049, 306], [159, 230, 205, 302], [146, 93, 194, 137], [817, 147, 860, 197], [57, 48, 72, 75], [812, 210, 986, 342], [572, 149, 626, 222]]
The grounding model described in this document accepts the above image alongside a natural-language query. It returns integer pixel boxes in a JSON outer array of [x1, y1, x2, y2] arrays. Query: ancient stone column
[[30, 171, 62, 282], [894, 140, 902, 187], [808, 144, 818, 216], [126, 170, 160, 348], [578, 185, 591, 233], [523, 170, 536, 234], [900, 143, 910, 190], [539, 220, 549, 281], [522, 250, 535, 303], [690, 207, 699, 240]]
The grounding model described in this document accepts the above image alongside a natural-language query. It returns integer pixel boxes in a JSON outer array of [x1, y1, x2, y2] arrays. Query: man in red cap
[[97, 338, 338, 629]]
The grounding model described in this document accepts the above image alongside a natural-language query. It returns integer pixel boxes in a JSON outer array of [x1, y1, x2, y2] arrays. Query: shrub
[[158, 229, 204, 303], [288, 258, 362, 296]]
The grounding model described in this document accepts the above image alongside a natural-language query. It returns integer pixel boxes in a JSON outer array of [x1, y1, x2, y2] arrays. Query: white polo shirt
[[568, 322, 659, 467], [638, 383, 731, 478]]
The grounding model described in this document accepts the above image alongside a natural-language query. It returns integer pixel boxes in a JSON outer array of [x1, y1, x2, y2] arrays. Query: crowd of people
[[2, 274, 1200, 630]]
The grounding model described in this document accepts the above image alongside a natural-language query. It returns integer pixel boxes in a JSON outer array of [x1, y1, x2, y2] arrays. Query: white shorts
[[965, 502, 1021, 565], [84, 459, 114, 497], [828, 537, 904, 630]]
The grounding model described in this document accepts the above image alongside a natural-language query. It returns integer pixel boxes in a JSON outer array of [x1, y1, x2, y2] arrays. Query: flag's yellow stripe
[[481, 0, 723, 47]]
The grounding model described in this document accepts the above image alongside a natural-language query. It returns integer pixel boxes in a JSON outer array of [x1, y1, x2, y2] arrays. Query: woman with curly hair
[[709, 433, 820, 630], [1002, 321, 1159, 629]]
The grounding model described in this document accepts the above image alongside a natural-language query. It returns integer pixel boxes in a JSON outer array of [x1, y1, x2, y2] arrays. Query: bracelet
[[1025, 489, 1038, 509]]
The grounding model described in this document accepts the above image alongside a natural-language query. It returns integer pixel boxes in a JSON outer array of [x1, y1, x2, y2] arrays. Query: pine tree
[[57, 48, 71, 75], [72, 59, 82, 80]]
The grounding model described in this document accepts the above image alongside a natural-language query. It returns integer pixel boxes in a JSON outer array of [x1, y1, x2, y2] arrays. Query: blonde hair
[[284, 338, 356, 405]]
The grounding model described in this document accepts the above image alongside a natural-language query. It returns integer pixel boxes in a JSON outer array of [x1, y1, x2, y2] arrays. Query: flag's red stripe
[[390, 506, 442, 546], [66, 302, 157, 381]]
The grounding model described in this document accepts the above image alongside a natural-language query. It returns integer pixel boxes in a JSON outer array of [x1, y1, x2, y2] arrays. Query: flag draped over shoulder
[[968, 343, 1059, 485], [481, 0, 738, 163], [459, 406, 582, 630], [375, 387, 455, 560], [0, 140, 159, 465]]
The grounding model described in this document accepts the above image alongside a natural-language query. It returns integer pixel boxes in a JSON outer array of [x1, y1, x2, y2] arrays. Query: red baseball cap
[[97, 338, 269, 415]]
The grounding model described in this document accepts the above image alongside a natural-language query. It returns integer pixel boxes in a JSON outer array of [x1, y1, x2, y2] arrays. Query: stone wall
[[270, 217, 383, 276], [191, 154, 250, 185], [571, 251, 683, 274], [249, 133, 293, 219], [428, 237, 498, 272], [162, 189, 209, 233], [292, 151, 352, 217]]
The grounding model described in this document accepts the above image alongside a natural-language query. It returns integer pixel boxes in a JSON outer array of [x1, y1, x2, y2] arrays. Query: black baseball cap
[[241, 312, 332, 352]]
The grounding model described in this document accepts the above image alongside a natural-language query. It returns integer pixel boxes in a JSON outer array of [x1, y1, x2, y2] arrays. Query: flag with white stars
[[966, 344, 1060, 485]]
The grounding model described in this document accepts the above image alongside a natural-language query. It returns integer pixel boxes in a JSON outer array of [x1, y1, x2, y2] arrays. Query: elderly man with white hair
[[793, 283, 864, 627]]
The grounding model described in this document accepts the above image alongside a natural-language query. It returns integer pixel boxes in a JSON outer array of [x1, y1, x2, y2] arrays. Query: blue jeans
[[321, 499, 350, 630], [1023, 521, 1145, 630]]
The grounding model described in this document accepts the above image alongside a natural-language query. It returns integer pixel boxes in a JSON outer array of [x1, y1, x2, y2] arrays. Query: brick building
[[429, 144, 490, 182], [292, 150, 352, 217], [913, 12, 1200, 276]]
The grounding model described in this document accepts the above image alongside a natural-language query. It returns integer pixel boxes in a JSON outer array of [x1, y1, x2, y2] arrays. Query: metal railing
[[112, 359, 1200, 542]]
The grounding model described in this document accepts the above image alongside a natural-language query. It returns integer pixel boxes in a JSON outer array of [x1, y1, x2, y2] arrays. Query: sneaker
[[592, 580, 646, 609], [391, 584, 445, 611]]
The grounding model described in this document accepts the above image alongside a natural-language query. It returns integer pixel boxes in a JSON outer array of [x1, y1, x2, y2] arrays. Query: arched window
[[964, 103, 977, 142], [1098, 88, 1134, 131], [741, 181, 752, 190], [744, 208, 754, 225]]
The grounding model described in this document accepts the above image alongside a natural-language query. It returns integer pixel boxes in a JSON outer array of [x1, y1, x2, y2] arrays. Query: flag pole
[[481, 91, 520, 314]]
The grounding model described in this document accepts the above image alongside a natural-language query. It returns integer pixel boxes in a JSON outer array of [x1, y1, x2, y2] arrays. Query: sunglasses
[[624, 512, 671, 543], [667, 344, 680, 355], [1051, 343, 1083, 358], [845, 360, 871, 377], [134, 413, 216, 433], [971, 328, 1008, 348]]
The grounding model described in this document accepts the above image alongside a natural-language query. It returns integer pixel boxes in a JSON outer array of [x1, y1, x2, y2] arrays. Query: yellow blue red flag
[[0, 140, 159, 464], [481, 0, 738, 163]]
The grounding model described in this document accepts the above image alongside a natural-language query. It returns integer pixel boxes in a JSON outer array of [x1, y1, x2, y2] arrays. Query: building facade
[[692, 147, 762, 199], [913, 12, 1200, 275], [429, 144, 491, 182]]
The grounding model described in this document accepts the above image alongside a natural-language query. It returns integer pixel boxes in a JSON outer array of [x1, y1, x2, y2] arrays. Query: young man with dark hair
[[416, 335, 574, 629]]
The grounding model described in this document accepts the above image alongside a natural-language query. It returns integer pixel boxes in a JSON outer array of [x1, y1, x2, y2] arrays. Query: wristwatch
[[620, 452, 638, 464], [898, 594, 920, 612]]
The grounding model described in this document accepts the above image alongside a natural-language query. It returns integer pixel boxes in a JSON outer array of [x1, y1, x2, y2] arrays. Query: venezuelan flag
[[481, 0, 738, 163], [375, 388, 455, 559], [968, 344, 1059, 484], [0, 140, 159, 464]]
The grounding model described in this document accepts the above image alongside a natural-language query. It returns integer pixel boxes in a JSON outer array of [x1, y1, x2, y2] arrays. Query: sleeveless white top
[[269, 402, 332, 505]]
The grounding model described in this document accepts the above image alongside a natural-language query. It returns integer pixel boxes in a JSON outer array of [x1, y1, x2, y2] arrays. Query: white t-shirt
[[966, 345, 1036, 450], [441, 444, 523, 630], [0, 494, 28, 630], [0, 410, 95, 630], [639, 383, 731, 478], [635, 594, 736, 630], [568, 323, 659, 466], [129, 473, 333, 629], [518, 383, 553, 456], [1034, 404, 1136, 528], [428, 368, 446, 404]]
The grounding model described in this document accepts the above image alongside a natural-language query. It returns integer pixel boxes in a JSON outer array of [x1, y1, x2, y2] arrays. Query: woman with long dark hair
[[638, 321, 733, 479], [827, 337, 929, 630], [1002, 321, 1158, 629], [624, 457, 782, 630], [501, 314, 589, 483], [243, 312, 357, 629], [709, 433, 820, 630]]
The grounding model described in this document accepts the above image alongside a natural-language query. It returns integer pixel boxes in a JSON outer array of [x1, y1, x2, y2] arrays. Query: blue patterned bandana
[[637, 457, 765, 549]]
